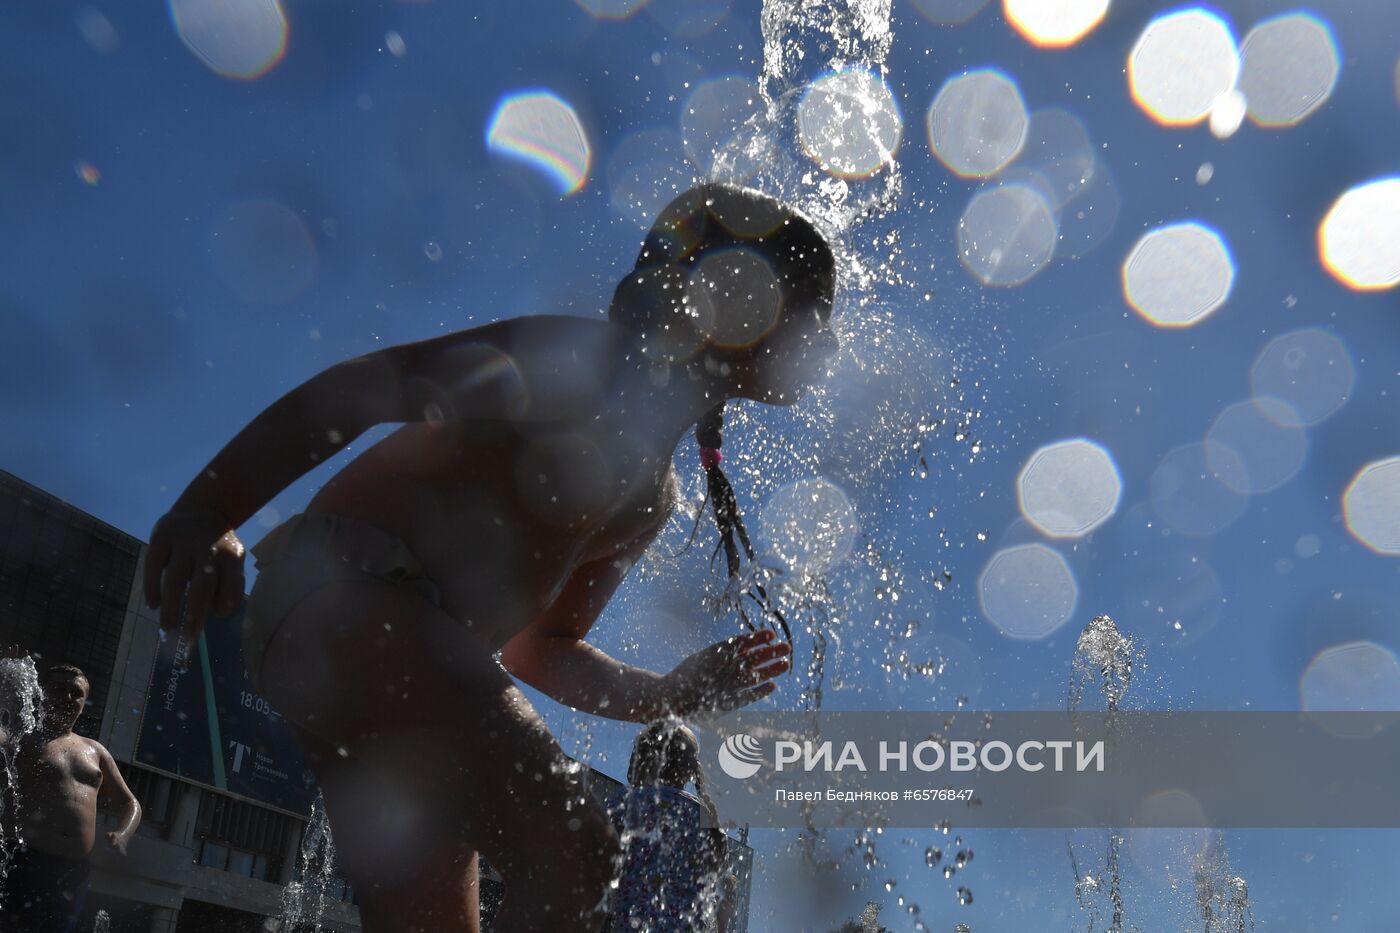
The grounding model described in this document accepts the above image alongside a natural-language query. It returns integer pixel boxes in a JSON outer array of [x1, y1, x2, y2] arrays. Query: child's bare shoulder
[[418, 315, 621, 420], [493, 315, 620, 414]]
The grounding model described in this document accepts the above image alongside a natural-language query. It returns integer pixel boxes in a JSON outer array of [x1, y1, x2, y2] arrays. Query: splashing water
[[613, 786, 727, 931], [760, 0, 893, 92], [92, 909, 111, 933], [716, 0, 902, 272], [278, 793, 336, 932], [1067, 837, 1102, 932], [859, 898, 882, 932], [1066, 619, 1144, 931], [0, 657, 43, 883], [1193, 835, 1256, 933], [630, 0, 994, 922], [1069, 832, 1135, 933], [663, 0, 982, 720], [1068, 615, 1136, 714]]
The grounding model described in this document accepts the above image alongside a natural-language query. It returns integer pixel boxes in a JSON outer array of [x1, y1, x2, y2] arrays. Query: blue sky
[[4, 0, 1400, 929]]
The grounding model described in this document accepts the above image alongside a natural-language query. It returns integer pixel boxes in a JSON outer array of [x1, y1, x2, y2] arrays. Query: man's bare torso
[[304, 316, 681, 650], [14, 733, 104, 861]]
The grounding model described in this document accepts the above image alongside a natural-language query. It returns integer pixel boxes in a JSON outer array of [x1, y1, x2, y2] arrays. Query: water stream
[[277, 792, 337, 932], [0, 656, 43, 885], [1066, 615, 1139, 933], [1192, 835, 1255, 933]]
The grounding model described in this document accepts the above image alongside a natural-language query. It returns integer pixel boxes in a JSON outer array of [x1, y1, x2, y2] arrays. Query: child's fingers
[[724, 683, 776, 711], [728, 629, 773, 648], [750, 659, 790, 683], [743, 643, 790, 666], [722, 631, 774, 660]]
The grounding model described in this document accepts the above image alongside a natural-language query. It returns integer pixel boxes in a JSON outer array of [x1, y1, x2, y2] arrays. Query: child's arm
[[167, 330, 533, 531], [501, 544, 792, 722], [501, 543, 674, 722], [144, 325, 535, 640], [95, 743, 141, 855]]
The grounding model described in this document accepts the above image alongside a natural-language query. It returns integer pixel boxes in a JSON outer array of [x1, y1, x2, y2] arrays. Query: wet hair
[[629, 718, 703, 788], [629, 718, 719, 825], [42, 663, 89, 693], [612, 184, 837, 606], [611, 184, 837, 346]]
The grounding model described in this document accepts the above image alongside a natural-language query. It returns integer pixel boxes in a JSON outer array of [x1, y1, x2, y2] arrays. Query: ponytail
[[695, 402, 792, 643], [696, 402, 753, 579]]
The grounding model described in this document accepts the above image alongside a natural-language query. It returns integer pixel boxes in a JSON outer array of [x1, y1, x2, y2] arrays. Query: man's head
[[610, 183, 839, 405], [40, 664, 89, 731]]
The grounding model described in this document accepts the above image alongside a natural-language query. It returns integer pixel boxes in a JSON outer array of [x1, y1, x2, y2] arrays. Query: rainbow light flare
[[1343, 457, 1400, 554], [1319, 177, 1400, 291], [1004, 0, 1110, 48], [487, 91, 592, 197], [74, 161, 101, 186], [169, 0, 289, 80], [1128, 7, 1239, 126]]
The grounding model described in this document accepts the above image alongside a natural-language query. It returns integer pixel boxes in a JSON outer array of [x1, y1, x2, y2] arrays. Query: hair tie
[[699, 447, 723, 469]]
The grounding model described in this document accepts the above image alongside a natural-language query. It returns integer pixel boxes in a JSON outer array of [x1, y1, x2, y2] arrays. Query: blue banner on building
[[135, 605, 317, 816]]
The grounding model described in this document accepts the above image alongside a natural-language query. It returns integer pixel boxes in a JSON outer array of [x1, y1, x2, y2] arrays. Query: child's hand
[[144, 506, 246, 644], [661, 630, 791, 718]]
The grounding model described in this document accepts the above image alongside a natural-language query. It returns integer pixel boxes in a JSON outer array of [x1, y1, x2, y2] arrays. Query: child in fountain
[[607, 719, 740, 932], [0, 663, 142, 933], [144, 184, 838, 932]]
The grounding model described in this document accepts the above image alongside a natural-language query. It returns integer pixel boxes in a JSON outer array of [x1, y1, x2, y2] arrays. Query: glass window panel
[[199, 842, 229, 870], [228, 849, 255, 877]]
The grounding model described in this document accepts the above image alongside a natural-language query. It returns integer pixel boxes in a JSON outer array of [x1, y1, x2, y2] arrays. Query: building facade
[[0, 470, 751, 932]]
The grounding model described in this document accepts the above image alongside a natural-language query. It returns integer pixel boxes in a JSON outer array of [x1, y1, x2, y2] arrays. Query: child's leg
[[287, 721, 484, 932], [259, 580, 622, 933]]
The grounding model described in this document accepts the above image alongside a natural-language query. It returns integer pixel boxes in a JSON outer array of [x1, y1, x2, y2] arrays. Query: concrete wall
[[100, 546, 161, 763]]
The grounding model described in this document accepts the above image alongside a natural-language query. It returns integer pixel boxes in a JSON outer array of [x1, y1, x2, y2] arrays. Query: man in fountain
[[142, 183, 838, 932], [0, 663, 142, 933]]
